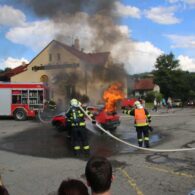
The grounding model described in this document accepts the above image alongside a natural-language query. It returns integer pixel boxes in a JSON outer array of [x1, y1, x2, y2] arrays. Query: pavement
[[0, 107, 195, 195]]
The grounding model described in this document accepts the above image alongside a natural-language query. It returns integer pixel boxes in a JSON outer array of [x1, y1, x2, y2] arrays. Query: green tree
[[153, 52, 181, 99], [155, 52, 179, 70], [145, 91, 163, 103]]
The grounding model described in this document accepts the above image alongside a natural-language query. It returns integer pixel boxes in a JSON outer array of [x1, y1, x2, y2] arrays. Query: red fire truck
[[0, 82, 45, 120]]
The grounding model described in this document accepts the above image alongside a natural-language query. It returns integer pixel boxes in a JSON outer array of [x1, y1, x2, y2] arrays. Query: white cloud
[[5, 13, 131, 53], [114, 1, 141, 18], [178, 55, 195, 71], [6, 12, 162, 74], [0, 5, 26, 27], [0, 57, 29, 69], [167, 0, 180, 3], [144, 6, 181, 24], [111, 41, 163, 74], [117, 25, 131, 36], [6, 20, 59, 51], [5, 12, 97, 52], [167, 0, 195, 8], [165, 34, 195, 48], [184, 0, 195, 4]]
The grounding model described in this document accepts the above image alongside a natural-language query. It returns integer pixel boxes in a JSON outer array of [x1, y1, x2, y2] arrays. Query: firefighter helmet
[[134, 101, 143, 109], [70, 98, 79, 107]]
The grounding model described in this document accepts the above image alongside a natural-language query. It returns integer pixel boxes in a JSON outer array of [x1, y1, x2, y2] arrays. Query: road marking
[[118, 168, 144, 195], [145, 165, 195, 178]]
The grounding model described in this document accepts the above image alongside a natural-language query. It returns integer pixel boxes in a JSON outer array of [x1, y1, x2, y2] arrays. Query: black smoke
[[16, 0, 118, 18], [16, 0, 129, 103]]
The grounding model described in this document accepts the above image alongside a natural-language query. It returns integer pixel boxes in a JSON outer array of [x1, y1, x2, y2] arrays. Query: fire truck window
[[38, 91, 43, 103], [12, 95, 21, 104]]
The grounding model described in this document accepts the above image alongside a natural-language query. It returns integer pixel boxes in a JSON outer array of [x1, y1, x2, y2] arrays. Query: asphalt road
[[0, 107, 195, 195]]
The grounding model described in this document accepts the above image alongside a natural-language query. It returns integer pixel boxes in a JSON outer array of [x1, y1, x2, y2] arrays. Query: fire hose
[[79, 105, 195, 152], [38, 110, 53, 123]]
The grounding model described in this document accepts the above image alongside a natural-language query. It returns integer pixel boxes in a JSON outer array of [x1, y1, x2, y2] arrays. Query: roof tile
[[134, 78, 155, 90]]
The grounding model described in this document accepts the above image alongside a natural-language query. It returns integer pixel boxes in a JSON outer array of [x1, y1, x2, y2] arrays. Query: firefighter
[[123, 101, 152, 148], [48, 99, 57, 111], [66, 98, 95, 156]]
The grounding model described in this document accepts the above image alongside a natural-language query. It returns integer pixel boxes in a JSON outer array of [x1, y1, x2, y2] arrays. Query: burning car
[[51, 105, 120, 132], [87, 106, 120, 131], [52, 82, 124, 132]]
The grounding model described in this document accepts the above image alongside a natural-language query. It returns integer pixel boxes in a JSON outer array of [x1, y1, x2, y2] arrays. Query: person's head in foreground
[[85, 156, 113, 194], [58, 179, 89, 195], [0, 186, 9, 195]]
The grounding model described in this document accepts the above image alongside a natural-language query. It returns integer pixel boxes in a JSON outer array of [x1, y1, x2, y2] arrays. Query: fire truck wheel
[[14, 109, 27, 121]]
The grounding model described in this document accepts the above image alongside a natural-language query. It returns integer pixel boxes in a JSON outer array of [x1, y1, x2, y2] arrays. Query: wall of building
[[11, 42, 80, 83], [153, 84, 160, 93], [10, 41, 125, 107]]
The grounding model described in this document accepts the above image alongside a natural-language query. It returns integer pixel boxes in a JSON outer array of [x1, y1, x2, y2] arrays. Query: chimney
[[22, 61, 26, 66], [74, 38, 80, 50]]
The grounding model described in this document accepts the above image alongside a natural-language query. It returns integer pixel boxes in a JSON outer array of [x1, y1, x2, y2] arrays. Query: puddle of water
[[0, 124, 162, 159]]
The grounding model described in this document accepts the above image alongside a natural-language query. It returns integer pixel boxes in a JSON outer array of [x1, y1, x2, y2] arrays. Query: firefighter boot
[[145, 141, 150, 148], [85, 149, 90, 155], [74, 150, 81, 157], [73, 146, 81, 156], [138, 141, 143, 147], [83, 145, 90, 156]]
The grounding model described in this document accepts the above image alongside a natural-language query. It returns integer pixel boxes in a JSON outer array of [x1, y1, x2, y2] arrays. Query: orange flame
[[103, 82, 124, 113]]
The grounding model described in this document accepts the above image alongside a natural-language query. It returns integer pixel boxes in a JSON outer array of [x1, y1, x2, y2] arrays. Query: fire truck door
[[0, 89, 11, 116]]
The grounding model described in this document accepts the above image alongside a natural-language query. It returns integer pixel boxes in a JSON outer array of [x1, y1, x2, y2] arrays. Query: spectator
[[85, 156, 113, 195], [152, 98, 158, 112], [141, 99, 145, 108], [58, 179, 89, 195], [167, 97, 172, 112], [161, 98, 166, 108]]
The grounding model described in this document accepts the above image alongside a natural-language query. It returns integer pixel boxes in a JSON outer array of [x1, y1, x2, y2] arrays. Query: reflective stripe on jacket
[[134, 108, 148, 126], [66, 106, 95, 127], [69, 108, 86, 127]]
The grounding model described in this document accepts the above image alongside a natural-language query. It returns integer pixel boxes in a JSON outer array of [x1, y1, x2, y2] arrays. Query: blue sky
[[0, 0, 195, 73]]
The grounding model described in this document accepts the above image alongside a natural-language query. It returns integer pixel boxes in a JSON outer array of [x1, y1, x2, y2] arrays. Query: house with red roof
[[3, 39, 126, 106], [133, 78, 160, 97]]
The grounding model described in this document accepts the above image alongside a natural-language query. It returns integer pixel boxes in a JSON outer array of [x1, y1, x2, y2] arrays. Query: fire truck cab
[[0, 82, 45, 120]]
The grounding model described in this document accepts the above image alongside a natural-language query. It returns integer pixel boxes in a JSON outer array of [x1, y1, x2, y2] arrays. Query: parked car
[[186, 100, 195, 107], [172, 99, 183, 107], [51, 106, 120, 132]]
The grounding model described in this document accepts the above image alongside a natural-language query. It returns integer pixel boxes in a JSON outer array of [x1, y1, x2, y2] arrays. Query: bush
[[145, 91, 163, 103]]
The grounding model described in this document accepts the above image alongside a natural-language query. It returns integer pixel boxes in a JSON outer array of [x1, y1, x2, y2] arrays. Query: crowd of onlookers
[[0, 156, 113, 195], [152, 97, 173, 112]]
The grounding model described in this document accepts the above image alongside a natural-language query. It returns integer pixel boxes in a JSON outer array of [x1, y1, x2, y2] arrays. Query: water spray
[[79, 105, 195, 152]]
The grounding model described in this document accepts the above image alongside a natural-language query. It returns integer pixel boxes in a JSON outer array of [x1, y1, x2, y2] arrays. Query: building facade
[[9, 39, 126, 107], [133, 78, 160, 97]]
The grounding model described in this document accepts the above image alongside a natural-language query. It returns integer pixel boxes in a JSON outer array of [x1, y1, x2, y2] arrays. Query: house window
[[40, 75, 49, 83], [66, 85, 76, 99], [57, 53, 61, 61], [49, 54, 52, 62]]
